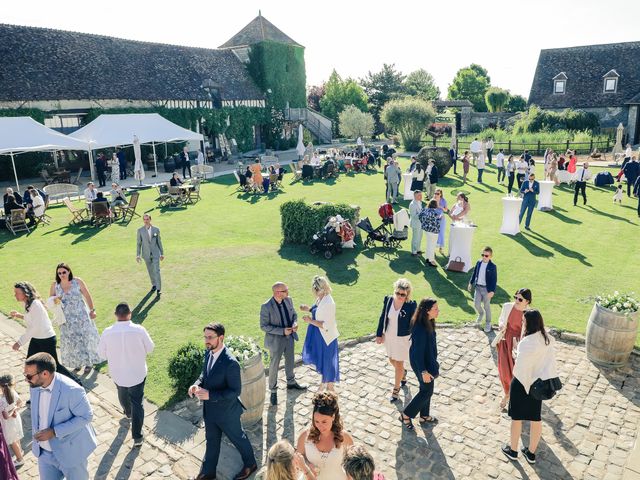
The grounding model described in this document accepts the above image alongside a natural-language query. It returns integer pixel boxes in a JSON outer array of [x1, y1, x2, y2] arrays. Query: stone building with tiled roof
[[0, 13, 312, 145], [529, 41, 640, 144]]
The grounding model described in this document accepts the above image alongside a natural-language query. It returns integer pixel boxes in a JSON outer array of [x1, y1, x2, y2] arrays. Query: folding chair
[[63, 197, 88, 224], [291, 163, 302, 182], [168, 186, 184, 207], [233, 171, 247, 192], [269, 173, 279, 191], [6, 209, 30, 235], [156, 184, 171, 207], [41, 170, 54, 186], [91, 202, 112, 227], [188, 179, 201, 204], [72, 167, 84, 185], [119, 192, 140, 222]]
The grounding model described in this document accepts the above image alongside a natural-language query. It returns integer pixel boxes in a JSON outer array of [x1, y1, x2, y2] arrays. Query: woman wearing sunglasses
[[495, 288, 532, 409], [375, 279, 417, 402]]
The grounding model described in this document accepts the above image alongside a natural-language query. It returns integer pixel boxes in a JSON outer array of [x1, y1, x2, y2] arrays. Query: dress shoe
[[150, 285, 157, 292], [287, 382, 308, 390], [156, 291, 161, 299], [234, 465, 257, 480], [270, 392, 277, 406]]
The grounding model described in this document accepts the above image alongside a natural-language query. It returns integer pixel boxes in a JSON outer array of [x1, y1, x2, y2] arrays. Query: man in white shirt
[[573, 162, 592, 206], [469, 138, 481, 166], [83, 182, 97, 210], [496, 149, 506, 184], [196, 149, 205, 166], [98, 302, 154, 447], [516, 156, 529, 188]]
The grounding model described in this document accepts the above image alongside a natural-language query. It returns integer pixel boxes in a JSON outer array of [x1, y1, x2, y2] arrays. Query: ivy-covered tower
[[219, 12, 306, 110]]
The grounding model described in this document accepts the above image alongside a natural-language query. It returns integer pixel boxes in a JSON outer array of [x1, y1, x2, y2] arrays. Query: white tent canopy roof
[[69, 113, 203, 149], [0, 116, 89, 154]]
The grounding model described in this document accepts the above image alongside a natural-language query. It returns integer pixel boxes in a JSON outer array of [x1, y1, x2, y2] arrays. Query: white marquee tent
[[70, 113, 204, 177], [0, 117, 89, 191]]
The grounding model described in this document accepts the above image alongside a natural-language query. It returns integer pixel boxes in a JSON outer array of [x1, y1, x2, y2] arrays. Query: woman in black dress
[[502, 309, 558, 465]]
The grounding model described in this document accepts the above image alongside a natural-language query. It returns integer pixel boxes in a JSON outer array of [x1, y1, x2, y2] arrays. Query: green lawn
[[1, 160, 638, 406]]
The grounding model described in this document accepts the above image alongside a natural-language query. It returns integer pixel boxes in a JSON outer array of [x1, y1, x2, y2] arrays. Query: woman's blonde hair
[[312, 275, 332, 296], [265, 440, 296, 480], [393, 278, 412, 299]]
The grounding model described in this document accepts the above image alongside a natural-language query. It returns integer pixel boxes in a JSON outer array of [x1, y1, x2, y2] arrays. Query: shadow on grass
[[506, 233, 554, 259], [546, 209, 582, 225], [527, 230, 592, 266], [131, 290, 160, 324], [586, 204, 636, 224], [425, 256, 475, 314], [277, 244, 360, 286], [42, 222, 107, 244]]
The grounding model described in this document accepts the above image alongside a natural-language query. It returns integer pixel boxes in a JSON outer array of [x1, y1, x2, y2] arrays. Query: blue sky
[[3, 0, 638, 98]]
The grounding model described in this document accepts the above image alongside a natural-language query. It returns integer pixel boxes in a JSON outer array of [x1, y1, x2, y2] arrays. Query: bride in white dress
[[296, 392, 353, 480]]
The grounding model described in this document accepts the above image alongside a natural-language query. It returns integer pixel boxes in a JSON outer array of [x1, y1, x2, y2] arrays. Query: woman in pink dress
[[495, 288, 532, 409], [567, 150, 577, 174]]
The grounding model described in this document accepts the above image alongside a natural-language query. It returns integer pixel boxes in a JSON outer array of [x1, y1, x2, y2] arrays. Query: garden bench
[[43, 183, 80, 203], [191, 164, 214, 180]]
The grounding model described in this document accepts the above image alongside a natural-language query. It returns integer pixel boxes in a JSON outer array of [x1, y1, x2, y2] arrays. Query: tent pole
[[87, 149, 96, 181], [152, 142, 158, 178], [10, 152, 20, 192]]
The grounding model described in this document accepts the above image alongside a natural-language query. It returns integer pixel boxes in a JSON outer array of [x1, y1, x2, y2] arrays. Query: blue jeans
[[477, 169, 484, 183], [38, 449, 89, 480], [117, 378, 146, 440]]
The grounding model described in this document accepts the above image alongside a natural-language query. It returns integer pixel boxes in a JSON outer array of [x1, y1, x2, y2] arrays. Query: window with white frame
[[554, 79, 566, 94], [603, 70, 619, 93]]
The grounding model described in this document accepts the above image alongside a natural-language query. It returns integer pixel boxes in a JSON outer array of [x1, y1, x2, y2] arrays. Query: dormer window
[[603, 69, 619, 93], [553, 72, 567, 95]]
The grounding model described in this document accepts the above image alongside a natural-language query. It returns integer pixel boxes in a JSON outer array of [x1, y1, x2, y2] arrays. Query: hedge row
[[280, 199, 360, 245]]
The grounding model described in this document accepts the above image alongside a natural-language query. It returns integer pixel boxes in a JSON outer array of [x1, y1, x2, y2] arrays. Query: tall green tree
[[468, 63, 491, 84], [447, 65, 491, 112], [381, 98, 436, 151], [505, 94, 528, 113], [485, 87, 510, 112], [338, 105, 375, 139], [404, 69, 441, 101], [319, 70, 369, 136], [360, 63, 406, 134]]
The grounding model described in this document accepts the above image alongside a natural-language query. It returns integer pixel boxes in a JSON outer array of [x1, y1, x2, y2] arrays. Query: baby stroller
[[357, 203, 408, 248], [310, 220, 343, 259]]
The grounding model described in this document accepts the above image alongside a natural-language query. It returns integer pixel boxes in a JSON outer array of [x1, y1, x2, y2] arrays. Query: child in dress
[[0, 374, 24, 468], [613, 184, 623, 204]]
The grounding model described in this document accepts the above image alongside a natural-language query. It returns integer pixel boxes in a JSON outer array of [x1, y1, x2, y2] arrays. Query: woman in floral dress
[[49, 263, 101, 373], [110, 152, 120, 182]]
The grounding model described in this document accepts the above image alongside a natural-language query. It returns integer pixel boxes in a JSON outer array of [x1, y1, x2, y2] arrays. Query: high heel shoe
[[390, 387, 400, 403], [400, 370, 407, 387]]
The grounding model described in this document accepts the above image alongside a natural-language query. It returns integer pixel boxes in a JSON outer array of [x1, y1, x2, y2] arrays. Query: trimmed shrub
[[168, 342, 204, 397], [381, 98, 436, 151], [280, 199, 359, 244], [417, 147, 452, 177]]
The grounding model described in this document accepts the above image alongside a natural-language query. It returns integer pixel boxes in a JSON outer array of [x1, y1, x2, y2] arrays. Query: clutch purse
[[490, 328, 506, 348], [46, 296, 66, 326], [447, 256, 465, 272], [530, 377, 563, 401]]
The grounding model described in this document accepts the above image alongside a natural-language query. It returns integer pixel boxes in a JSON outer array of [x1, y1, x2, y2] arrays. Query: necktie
[[207, 352, 215, 373], [581, 169, 585, 181]]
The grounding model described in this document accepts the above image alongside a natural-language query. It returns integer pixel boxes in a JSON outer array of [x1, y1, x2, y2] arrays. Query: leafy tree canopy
[[404, 69, 441, 101]]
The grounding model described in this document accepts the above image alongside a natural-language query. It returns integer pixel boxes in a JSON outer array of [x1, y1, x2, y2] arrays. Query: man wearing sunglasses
[[518, 173, 539, 231], [468, 247, 497, 333], [24, 352, 96, 480]]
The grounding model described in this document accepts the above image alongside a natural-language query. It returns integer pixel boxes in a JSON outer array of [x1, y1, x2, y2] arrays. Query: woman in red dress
[[495, 288, 532, 409]]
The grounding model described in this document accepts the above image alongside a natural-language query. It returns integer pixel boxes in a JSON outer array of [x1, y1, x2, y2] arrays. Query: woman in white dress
[[297, 392, 353, 480], [0, 374, 24, 467], [375, 279, 417, 402], [110, 152, 120, 182], [264, 439, 317, 480]]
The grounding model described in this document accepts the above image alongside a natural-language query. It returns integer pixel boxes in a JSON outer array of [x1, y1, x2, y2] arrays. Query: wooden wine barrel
[[585, 303, 638, 367], [240, 353, 266, 426]]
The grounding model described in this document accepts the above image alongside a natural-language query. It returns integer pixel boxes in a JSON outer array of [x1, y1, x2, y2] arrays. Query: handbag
[[447, 256, 465, 272], [530, 377, 563, 401], [490, 327, 505, 348]]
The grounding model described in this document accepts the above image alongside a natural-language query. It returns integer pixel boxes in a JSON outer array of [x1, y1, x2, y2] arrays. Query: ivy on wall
[[0, 108, 46, 124], [247, 41, 307, 110]]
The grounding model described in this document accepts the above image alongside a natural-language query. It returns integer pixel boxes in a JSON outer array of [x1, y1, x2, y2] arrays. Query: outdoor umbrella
[[133, 135, 145, 185], [296, 124, 305, 159]]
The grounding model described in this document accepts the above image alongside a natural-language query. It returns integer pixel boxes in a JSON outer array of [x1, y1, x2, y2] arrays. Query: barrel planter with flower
[[585, 292, 639, 367], [226, 336, 265, 427]]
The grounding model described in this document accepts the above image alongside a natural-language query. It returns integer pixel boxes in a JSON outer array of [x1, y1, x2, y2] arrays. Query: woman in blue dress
[[49, 263, 101, 373], [301, 276, 340, 392], [433, 188, 448, 255]]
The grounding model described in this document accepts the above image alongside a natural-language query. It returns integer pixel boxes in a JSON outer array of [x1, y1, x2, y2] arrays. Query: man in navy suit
[[467, 246, 498, 333], [24, 352, 97, 480], [519, 172, 539, 231], [188, 323, 257, 480]]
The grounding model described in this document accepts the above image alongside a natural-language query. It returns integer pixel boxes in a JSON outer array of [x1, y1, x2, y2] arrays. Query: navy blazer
[[520, 180, 539, 200], [623, 160, 639, 180], [469, 260, 497, 293], [409, 322, 439, 378], [376, 296, 417, 337], [195, 347, 244, 419], [428, 165, 439, 183]]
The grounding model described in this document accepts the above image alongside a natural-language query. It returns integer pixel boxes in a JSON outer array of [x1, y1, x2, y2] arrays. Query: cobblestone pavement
[[2, 316, 639, 479], [171, 328, 640, 480]]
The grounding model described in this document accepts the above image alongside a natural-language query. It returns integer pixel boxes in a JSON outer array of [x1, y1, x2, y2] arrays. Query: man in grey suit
[[260, 282, 307, 406], [136, 214, 164, 299], [386, 160, 401, 204]]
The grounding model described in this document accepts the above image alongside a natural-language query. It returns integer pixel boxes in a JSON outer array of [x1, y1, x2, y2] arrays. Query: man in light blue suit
[[519, 172, 540, 231], [24, 352, 97, 480]]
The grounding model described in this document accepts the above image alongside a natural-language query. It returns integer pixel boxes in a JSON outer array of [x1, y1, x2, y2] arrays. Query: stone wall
[[468, 112, 517, 132]]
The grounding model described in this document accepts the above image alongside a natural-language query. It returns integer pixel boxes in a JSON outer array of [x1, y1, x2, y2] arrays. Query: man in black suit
[[96, 153, 108, 187], [188, 323, 257, 480], [623, 157, 639, 197], [180, 146, 191, 179]]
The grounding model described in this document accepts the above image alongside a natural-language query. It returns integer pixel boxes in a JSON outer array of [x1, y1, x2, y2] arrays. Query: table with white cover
[[500, 196, 523, 235], [537, 180, 555, 211], [402, 172, 414, 200], [447, 223, 476, 272]]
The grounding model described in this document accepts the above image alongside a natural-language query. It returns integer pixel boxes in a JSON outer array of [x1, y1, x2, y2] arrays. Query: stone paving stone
[[2, 318, 639, 479]]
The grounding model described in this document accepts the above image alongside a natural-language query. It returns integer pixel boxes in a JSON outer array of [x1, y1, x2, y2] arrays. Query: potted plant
[[585, 292, 639, 367], [225, 336, 265, 426]]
